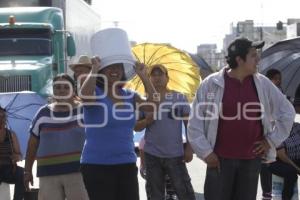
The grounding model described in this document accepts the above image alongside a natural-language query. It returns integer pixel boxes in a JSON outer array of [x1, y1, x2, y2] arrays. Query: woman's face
[[53, 78, 74, 102], [99, 63, 124, 86]]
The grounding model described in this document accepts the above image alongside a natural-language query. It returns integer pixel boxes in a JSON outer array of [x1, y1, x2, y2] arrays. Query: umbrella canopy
[[189, 53, 214, 79], [0, 91, 46, 157], [259, 37, 300, 99], [125, 43, 201, 102]]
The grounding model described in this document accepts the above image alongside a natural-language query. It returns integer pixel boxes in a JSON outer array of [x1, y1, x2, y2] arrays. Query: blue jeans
[[260, 163, 272, 199], [144, 152, 195, 200], [268, 159, 300, 200], [204, 157, 261, 200]]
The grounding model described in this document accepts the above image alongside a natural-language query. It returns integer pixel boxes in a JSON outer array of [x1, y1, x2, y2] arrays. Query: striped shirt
[[30, 105, 85, 177], [281, 122, 300, 160], [0, 129, 13, 166]]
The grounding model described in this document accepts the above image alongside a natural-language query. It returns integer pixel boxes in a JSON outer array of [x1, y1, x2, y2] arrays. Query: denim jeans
[[0, 165, 25, 200], [144, 152, 195, 200], [260, 163, 272, 199], [268, 159, 300, 200], [204, 157, 261, 200]]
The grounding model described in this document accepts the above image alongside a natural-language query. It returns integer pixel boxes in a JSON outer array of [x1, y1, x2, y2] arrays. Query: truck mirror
[[67, 34, 76, 57]]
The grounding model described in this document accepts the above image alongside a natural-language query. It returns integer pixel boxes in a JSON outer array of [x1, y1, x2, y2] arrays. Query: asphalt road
[[11, 158, 300, 200]]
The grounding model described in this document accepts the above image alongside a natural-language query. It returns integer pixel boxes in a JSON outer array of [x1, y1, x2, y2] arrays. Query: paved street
[[137, 157, 206, 200], [11, 158, 300, 200]]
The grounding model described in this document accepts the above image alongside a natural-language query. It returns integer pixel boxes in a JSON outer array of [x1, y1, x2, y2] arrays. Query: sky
[[91, 0, 300, 53]]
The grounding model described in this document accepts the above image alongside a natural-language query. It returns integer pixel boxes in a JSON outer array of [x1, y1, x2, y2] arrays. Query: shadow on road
[[195, 192, 204, 200]]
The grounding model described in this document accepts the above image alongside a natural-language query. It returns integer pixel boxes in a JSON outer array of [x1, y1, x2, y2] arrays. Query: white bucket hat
[[91, 28, 136, 80]]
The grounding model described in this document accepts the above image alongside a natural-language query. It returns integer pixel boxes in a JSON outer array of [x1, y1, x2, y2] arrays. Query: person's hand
[[11, 153, 22, 163], [144, 112, 154, 125], [91, 56, 101, 72], [253, 139, 271, 157], [139, 165, 146, 179], [204, 152, 220, 170], [24, 171, 34, 191], [295, 166, 300, 174], [183, 143, 193, 163], [134, 62, 148, 79]]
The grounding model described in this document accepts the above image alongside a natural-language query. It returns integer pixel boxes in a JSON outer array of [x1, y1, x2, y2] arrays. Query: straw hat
[[69, 55, 92, 71]]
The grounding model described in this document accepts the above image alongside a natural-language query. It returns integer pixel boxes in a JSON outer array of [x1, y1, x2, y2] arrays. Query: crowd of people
[[0, 37, 300, 200]]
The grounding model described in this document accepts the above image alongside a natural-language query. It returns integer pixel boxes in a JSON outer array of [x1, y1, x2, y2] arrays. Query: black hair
[[0, 106, 6, 120], [225, 37, 265, 69], [53, 73, 75, 89], [0, 106, 5, 112], [266, 69, 281, 80], [226, 48, 249, 69]]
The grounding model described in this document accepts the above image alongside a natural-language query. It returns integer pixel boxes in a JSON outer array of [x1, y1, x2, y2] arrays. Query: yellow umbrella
[[125, 43, 201, 102]]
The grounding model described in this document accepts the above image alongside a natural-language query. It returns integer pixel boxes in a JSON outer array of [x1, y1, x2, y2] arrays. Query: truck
[[0, 0, 101, 96]]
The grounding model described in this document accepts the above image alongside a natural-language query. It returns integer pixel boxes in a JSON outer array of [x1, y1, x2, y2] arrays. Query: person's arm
[[187, 80, 220, 169], [80, 57, 101, 102], [135, 62, 156, 101], [134, 112, 154, 132], [183, 119, 193, 163], [277, 148, 300, 172], [11, 132, 22, 163], [264, 79, 295, 148], [139, 149, 145, 168], [134, 62, 158, 112], [187, 80, 214, 160], [24, 135, 39, 191], [179, 94, 193, 163]]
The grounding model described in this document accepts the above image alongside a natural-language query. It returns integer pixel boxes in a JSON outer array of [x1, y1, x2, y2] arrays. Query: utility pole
[[113, 21, 119, 27], [85, 0, 92, 5], [260, 26, 263, 41]]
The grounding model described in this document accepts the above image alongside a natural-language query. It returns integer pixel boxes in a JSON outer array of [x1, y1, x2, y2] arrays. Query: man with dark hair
[[266, 68, 282, 89], [69, 55, 92, 93], [136, 64, 195, 200], [188, 37, 295, 200]]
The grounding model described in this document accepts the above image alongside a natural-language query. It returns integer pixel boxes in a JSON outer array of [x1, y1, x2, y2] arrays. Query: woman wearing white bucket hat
[[79, 55, 157, 200]]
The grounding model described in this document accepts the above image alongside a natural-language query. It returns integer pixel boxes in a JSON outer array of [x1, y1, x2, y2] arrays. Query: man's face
[[73, 65, 91, 82], [150, 68, 168, 89], [239, 47, 260, 75]]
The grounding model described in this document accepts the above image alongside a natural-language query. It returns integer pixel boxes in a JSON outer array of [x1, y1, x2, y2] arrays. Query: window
[[0, 28, 52, 56]]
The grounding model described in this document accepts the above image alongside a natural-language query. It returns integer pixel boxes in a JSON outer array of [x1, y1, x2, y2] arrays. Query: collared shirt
[[214, 71, 263, 159]]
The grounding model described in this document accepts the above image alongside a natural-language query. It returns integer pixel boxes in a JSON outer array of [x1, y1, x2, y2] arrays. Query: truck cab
[[0, 7, 75, 96]]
